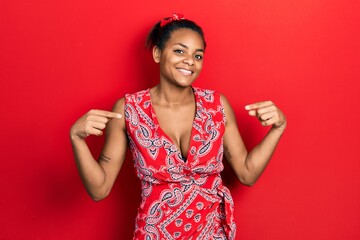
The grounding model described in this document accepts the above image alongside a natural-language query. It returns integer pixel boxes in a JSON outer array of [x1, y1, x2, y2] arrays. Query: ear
[[152, 46, 161, 63]]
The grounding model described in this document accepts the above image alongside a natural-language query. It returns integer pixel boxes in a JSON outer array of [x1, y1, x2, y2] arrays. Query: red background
[[1, 0, 360, 239]]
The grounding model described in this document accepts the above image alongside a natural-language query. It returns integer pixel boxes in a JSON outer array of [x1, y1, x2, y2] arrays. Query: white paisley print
[[125, 86, 236, 240]]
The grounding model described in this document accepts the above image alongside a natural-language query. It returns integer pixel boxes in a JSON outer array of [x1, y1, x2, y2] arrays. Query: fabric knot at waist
[[142, 174, 236, 239], [189, 174, 236, 239]]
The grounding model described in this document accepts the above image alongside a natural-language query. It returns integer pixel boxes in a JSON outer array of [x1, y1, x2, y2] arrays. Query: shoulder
[[217, 93, 237, 126], [112, 97, 125, 113], [219, 93, 231, 108], [194, 86, 235, 123], [192, 86, 222, 104], [105, 97, 126, 132], [124, 88, 150, 104]]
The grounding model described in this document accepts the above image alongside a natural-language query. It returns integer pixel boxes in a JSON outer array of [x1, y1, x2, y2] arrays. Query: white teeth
[[178, 68, 192, 75]]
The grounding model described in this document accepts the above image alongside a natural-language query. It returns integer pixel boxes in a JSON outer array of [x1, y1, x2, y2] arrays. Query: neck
[[152, 84, 194, 106]]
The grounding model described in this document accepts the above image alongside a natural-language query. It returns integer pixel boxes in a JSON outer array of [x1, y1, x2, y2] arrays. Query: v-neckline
[[148, 86, 198, 163]]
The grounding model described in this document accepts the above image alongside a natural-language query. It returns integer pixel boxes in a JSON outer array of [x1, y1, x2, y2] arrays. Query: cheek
[[163, 56, 180, 67], [196, 62, 203, 71]]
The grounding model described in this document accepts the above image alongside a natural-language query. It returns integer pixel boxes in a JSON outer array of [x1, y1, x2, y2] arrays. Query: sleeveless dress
[[124, 86, 236, 240]]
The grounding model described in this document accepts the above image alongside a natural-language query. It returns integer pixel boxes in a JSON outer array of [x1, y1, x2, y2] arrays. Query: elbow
[[88, 188, 110, 202], [238, 176, 257, 187], [242, 181, 256, 187], [237, 160, 260, 187], [91, 195, 106, 202]]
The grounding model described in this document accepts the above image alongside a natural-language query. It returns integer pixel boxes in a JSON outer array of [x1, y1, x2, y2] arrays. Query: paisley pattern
[[125, 87, 236, 240]]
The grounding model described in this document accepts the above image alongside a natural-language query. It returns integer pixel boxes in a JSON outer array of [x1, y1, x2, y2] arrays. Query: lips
[[177, 68, 194, 76]]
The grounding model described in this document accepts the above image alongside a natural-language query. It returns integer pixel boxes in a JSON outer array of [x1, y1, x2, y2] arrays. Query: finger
[[248, 108, 275, 117], [88, 109, 122, 119], [91, 121, 107, 130], [86, 127, 104, 136], [262, 117, 279, 127], [258, 111, 276, 121], [248, 110, 257, 116], [86, 115, 110, 124], [245, 101, 273, 110], [84, 122, 104, 136], [256, 105, 277, 115]]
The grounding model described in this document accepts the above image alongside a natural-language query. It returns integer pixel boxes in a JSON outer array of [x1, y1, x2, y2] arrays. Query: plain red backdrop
[[1, 0, 359, 239]]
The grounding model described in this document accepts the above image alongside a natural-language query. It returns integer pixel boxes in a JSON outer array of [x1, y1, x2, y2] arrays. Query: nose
[[183, 54, 194, 66]]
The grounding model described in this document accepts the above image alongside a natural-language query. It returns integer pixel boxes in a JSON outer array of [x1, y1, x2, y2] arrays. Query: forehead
[[166, 28, 204, 49]]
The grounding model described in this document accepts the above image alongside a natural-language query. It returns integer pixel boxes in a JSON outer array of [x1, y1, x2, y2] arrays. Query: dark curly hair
[[146, 19, 206, 51]]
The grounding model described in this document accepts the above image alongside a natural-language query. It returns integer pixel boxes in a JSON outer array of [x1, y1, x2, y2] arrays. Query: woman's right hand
[[70, 109, 122, 141]]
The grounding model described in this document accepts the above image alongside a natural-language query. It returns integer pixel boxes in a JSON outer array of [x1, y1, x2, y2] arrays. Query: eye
[[194, 54, 203, 60], [174, 49, 184, 54]]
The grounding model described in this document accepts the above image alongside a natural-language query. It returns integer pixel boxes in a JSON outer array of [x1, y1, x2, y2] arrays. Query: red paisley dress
[[124, 87, 236, 239]]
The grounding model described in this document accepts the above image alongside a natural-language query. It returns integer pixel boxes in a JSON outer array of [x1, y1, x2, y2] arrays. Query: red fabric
[[160, 13, 185, 27], [125, 87, 236, 239]]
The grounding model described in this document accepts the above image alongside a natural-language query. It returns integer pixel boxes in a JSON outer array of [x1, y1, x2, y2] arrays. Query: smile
[[177, 68, 194, 76]]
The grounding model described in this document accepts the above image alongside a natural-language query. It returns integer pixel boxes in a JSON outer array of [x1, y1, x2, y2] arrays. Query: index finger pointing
[[245, 101, 273, 110], [90, 109, 122, 119]]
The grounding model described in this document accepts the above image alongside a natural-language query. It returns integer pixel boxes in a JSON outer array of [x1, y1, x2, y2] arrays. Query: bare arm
[[70, 98, 128, 201], [222, 96, 287, 186]]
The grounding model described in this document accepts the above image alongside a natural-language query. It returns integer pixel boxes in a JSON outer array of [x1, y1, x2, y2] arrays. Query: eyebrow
[[175, 43, 204, 52]]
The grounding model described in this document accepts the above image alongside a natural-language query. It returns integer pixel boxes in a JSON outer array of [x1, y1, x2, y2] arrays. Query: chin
[[176, 79, 196, 88], [177, 75, 199, 86]]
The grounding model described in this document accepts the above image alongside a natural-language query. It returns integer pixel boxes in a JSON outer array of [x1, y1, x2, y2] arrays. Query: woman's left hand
[[245, 101, 287, 130]]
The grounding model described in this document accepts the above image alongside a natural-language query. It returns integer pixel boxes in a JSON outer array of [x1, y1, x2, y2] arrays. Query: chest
[[153, 103, 195, 159], [125, 88, 225, 166]]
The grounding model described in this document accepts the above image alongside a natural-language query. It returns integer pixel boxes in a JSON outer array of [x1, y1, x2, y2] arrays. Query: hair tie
[[160, 13, 185, 27]]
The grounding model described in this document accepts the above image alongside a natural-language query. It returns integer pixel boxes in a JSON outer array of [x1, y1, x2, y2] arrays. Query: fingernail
[[245, 105, 250, 110], [116, 114, 122, 118]]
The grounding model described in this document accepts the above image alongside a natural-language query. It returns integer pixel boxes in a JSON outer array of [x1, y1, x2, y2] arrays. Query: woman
[[70, 13, 286, 239]]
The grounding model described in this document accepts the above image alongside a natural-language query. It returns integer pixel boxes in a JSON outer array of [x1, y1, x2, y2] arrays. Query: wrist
[[69, 131, 86, 143], [271, 121, 286, 134]]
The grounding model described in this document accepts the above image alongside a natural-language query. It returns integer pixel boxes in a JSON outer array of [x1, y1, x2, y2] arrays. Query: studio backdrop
[[1, 0, 359, 239]]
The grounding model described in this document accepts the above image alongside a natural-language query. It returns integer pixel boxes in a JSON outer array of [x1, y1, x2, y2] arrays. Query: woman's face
[[154, 28, 205, 88]]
